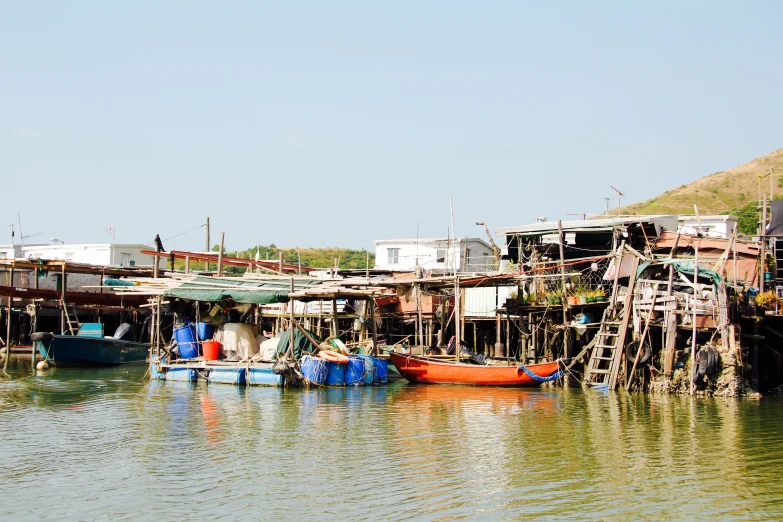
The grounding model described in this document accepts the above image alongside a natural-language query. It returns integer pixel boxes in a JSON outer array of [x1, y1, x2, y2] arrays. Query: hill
[[620, 147, 783, 234]]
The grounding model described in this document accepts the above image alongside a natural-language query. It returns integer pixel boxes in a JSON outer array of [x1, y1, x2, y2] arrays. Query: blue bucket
[[356, 355, 375, 385], [373, 358, 388, 384], [301, 356, 328, 385], [196, 322, 214, 341], [325, 361, 346, 386], [174, 325, 198, 359], [346, 357, 365, 386]]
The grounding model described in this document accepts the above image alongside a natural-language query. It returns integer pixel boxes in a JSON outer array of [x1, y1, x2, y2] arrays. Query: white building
[[373, 237, 496, 273], [0, 243, 161, 267], [677, 215, 738, 238]]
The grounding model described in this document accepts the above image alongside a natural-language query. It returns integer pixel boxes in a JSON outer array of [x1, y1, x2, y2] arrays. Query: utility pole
[[205, 217, 211, 252], [205, 217, 211, 272]]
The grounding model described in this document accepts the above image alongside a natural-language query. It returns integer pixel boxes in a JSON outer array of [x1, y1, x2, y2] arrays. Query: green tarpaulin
[[164, 276, 323, 304], [637, 260, 722, 286], [274, 328, 323, 360]]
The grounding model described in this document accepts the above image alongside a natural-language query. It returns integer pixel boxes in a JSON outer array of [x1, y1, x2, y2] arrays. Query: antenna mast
[[610, 185, 625, 213]]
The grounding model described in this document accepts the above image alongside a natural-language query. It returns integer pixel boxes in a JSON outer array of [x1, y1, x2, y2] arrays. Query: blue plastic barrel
[[325, 361, 346, 386], [373, 357, 388, 384], [247, 367, 284, 386], [174, 325, 198, 359], [196, 322, 214, 341], [301, 356, 328, 385], [345, 357, 365, 386], [208, 368, 246, 385], [357, 355, 375, 385], [165, 367, 198, 382]]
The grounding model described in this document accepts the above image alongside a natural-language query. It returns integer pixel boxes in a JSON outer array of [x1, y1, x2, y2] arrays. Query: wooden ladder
[[584, 250, 640, 390], [60, 298, 80, 335]]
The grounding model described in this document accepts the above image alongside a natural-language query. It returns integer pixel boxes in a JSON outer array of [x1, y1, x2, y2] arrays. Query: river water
[[1, 357, 782, 521]]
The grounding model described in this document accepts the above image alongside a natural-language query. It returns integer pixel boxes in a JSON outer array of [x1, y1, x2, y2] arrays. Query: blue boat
[[33, 323, 149, 366]]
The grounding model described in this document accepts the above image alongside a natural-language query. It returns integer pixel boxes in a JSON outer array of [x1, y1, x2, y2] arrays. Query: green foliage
[[241, 245, 374, 270], [724, 202, 759, 235]]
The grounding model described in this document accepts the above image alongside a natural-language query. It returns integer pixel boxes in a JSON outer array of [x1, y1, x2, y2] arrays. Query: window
[[436, 249, 446, 263], [387, 248, 400, 265]]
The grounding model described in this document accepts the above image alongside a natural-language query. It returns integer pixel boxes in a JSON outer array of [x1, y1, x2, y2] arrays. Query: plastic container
[[357, 355, 375, 385], [165, 367, 198, 382], [345, 357, 365, 386], [325, 361, 346, 386], [202, 340, 220, 361], [247, 367, 284, 386], [301, 356, 328, 385], [174, 325, 199, 359], [208, 368, 246, 385], [373, 357, 388, 384], [196, 322, 214, 341]]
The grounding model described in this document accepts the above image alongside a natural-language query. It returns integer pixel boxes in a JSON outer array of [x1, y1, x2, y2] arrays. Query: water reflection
[[0, 358, 782, 519]]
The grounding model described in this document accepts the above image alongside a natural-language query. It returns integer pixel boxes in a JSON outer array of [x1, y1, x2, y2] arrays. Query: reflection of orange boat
[[389, 353, 562, 387]]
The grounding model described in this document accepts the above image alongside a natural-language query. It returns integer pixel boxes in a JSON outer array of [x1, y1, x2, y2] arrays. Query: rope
[[517, 362, 564, 382]]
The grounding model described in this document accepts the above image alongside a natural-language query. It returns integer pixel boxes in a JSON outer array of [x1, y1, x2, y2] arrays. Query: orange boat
[[389, 352, 563, 387]]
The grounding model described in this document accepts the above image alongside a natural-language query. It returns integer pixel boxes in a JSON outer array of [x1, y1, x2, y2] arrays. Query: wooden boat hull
[[389, 352, 561, 386], [45, 335, 149, 366]]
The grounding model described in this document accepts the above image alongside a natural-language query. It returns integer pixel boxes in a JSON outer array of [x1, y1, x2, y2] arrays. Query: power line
[[164, 224, 206, 241]]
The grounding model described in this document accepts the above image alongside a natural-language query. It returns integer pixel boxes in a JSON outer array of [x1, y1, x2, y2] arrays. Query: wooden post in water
[[691, 246, 699, 395], [4, 265, 13, 370], [217, 232, 225, 277], [331, 297, 338, 339], [454, 277, 461, 362], [761, 195, 767, 293], [505, 312, 510, 358], [416, 284, 423, 348], [156, 296, 162, 355], [288, 278, 295, 360], [370, 297, 378, 356], [557, 220, 570, 372], [61, 263, 67, 334], [494, 311, 502, 358]]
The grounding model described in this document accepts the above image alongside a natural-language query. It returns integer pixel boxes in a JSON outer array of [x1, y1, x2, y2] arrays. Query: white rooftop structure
[[373, 237, 496, 273], [0, 243, 162, 267]]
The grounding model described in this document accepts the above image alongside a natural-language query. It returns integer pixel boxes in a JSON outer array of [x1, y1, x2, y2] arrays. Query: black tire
[[626, 340, 652, 365], [693, 348, 709, 384]]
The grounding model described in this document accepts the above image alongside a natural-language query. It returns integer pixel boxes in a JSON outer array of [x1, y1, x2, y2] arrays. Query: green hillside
[[620, 147, 783, 234], [238, 245, 374, 270]]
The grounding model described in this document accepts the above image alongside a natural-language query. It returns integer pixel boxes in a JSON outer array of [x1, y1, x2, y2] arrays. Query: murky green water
[[1, 356, 782, 520]]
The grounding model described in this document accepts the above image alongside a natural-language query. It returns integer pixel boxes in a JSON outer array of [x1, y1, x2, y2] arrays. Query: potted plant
[[586, 290, 596, 303], [546, 289, 562, 305], [576, 286, 589, 304], [756, 290, 777, 313], [594, 287, 607, 302], [567, 290, 578, 306]]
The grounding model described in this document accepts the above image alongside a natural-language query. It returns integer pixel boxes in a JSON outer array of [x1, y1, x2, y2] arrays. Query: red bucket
[[202, 340, 220, 361]]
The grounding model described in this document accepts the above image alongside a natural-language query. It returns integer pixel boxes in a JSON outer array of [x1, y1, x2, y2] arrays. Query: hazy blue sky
[[3, 1, 782, 251]]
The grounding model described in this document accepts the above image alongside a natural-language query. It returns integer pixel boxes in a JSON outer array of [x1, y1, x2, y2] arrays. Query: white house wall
[[374, 240, 494, 273], [463, 286, 514, 318]]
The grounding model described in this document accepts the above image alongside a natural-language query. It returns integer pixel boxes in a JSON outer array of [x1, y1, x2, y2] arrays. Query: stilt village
[[3, 204, 783, 397]]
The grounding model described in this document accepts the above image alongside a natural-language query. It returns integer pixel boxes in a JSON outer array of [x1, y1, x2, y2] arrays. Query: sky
[[2, 1, 783, 252]]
